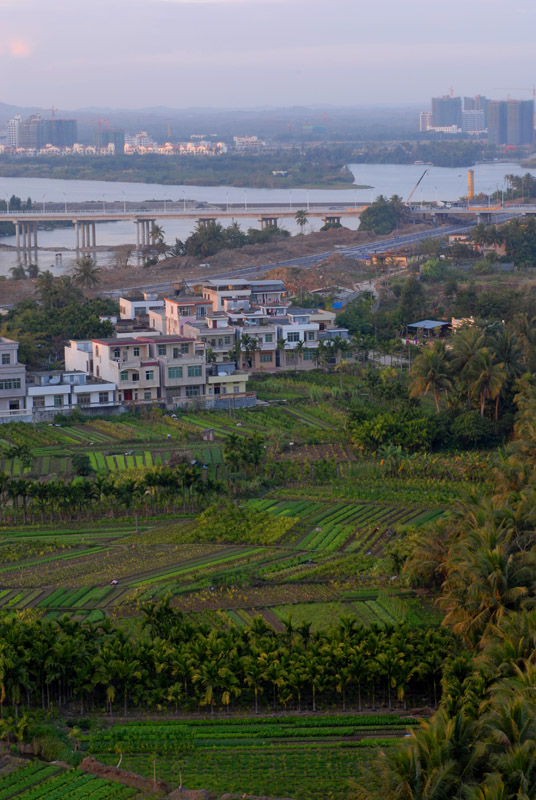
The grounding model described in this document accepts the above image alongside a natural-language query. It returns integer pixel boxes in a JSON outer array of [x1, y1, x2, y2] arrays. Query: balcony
[[163, 353, 205, 363]]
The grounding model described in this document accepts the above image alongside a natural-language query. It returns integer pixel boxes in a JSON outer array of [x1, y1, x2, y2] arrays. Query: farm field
[[0, 763, 138, 799], [0, 389, 447, 630], [90, 715, 406, 800]]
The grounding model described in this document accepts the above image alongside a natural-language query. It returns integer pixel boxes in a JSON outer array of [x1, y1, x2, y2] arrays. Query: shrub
[[451, 411, 497, 447]]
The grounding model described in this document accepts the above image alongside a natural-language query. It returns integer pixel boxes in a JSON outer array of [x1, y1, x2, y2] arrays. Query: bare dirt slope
[[0, 223, 421, 305]]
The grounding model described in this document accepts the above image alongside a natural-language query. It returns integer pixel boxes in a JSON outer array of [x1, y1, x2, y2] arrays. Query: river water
[[0, 161, 533, 278]]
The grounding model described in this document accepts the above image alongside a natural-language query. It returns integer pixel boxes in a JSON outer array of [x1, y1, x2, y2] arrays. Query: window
[[133, 347, 140, 357], [287, 332, 300, 343], [120, 371, 129, 382], [145, 370, 154, 381], [168, 366, 183, 379], [9, 400, 19, 410], [157, 345, 166, 356], [95, 346, 100, 356], [78, 393, 90, 406], [144, 390, 152, 400], [131, 372, 139, 382], [188, 365, 202, 378], [53, 395, 63, 408], [233, 385, 240, 393], [1, 353, 10, 365], [113, 348, 120, 359], [260, 353, 273, 363], [134, 307, 145, 317], [303, 349, 316, 361], [185, 385, 200, 397], [33, 396, 45, 408], [98, 392, 109, 404], [224, 336, 231, 345], [181, 343, 189, 354], [265, 333, 273, 343], [172, 348, 180, 359], [306, 331, 316, 341], [0, 378, 21, 390]]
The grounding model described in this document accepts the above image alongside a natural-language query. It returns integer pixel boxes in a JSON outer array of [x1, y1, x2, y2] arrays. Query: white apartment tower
[[7, 115, 21, 148]]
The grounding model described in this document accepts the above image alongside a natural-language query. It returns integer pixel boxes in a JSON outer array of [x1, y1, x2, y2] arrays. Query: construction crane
[[493, 87, 536, 99], [405, 169, 429, 205]]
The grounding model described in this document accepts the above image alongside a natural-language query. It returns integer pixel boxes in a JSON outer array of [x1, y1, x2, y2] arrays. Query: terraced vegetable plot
[[247, 498, 443, 555], [0, 765, 136, 799], [93, 716, 404, 800]]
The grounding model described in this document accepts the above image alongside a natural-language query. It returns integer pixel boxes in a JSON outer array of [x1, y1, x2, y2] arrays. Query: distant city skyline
[[0, 0, 534, 109]]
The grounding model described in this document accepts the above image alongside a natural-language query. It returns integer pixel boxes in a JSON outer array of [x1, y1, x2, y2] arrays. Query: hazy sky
[[1, 0, 534, 109]]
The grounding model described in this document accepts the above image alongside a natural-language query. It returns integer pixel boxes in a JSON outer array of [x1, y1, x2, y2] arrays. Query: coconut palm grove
[[3, 219, 536, 799]]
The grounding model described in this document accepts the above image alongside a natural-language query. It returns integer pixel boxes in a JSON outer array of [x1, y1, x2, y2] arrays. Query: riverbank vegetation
[[354, 140, 494, 167], [0, 149, 359, 189]]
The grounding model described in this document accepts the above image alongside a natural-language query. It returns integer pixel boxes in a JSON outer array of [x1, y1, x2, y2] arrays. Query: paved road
[[103, 211, 518, 297]]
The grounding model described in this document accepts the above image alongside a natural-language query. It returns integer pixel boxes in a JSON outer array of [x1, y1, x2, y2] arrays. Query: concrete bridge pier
[[477, 212, 493, 225], [135, 219, 156, 248], [15, 221, 38, 251], [258, 216, 279, 230]]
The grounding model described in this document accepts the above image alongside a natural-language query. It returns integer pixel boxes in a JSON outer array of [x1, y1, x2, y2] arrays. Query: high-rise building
[[419, 111, 432, 132], [46, 119, 77, 147], [487, 102, 507, 145], [6, 115, 21, 148], [506, 100, 534, 145], [488, 99, 534, 145], [93, 129, 125, 153], [431, 95, 462, 128], [19, 114, 48, 149], [461, 109, 485, 134]]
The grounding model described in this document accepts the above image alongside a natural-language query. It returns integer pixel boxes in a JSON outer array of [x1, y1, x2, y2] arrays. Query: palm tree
[[72, 256, 102, 290], [409, 341, 452, 413], [469, 348, 506, 418], [35, 270, 56, 306], [294, 209, 308, 234], [450, 327, 487, 409], [276, 337, 287, 368], [150, 223, 165, 246]]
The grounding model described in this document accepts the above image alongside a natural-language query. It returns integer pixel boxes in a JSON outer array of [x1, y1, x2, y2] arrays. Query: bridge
[[2, 202, 535, 252]]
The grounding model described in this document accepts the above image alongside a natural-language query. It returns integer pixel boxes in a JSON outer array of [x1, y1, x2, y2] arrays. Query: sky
[[1, 0, 534, 110]]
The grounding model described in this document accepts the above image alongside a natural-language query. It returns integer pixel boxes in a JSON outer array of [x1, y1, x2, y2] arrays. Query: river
[[0, 161, 533, 278]]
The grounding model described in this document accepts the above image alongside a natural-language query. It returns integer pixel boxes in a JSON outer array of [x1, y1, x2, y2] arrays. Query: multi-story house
[[92, 338, 160, 404], [202, 279, 251, 312], [274, 309, 320, 369], [119, 292, 164, 321], [64, 340, 94, 374], [233, 323, 278, 371], [182, 313, 237, 363], [0, 337, 27, 418], [138, 335, 207, 405], [25, 370, 116, 416], [206, 363, 251, 400], [164, 296, 213, 336], [248, 279, 286, 306]]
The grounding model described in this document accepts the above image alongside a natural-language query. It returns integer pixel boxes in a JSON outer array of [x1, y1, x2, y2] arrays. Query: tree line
[[0, 463, 223, 525], [0, 602, 453, 719]]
